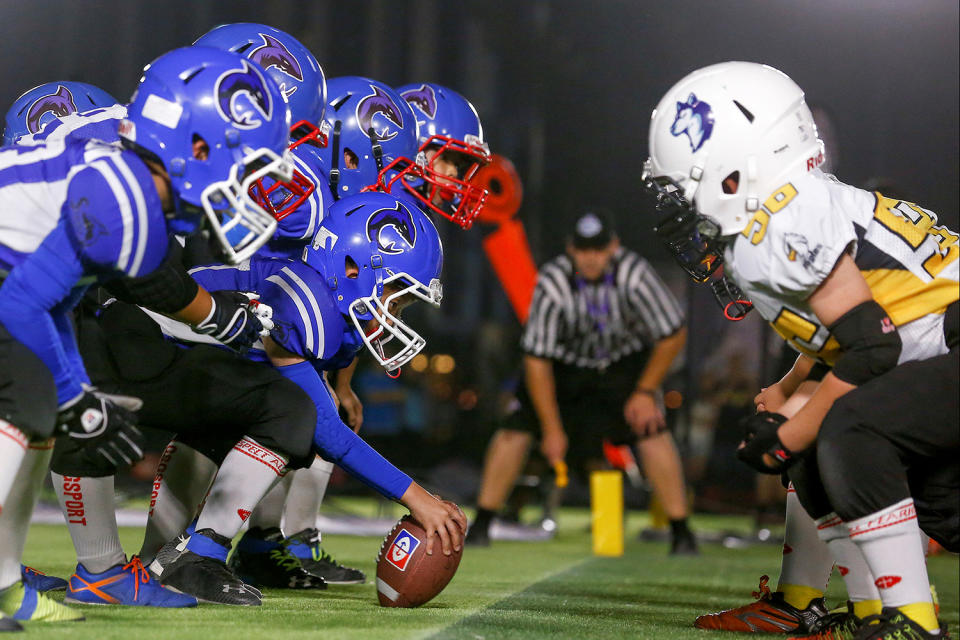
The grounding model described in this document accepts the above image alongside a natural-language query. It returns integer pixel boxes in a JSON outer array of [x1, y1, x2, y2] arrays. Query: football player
[[644, 61, 958, 639], [0, 46, 293, 624], [188, 23, 367, 586], [393, 82, 491, 229], [136, 192, 466, 604]]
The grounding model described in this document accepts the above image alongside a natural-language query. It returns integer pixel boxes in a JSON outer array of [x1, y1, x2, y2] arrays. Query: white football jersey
[[725, 170, 959, 365]]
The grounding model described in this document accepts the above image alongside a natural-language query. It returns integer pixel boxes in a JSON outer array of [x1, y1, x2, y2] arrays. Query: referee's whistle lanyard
[[575, 271, 615, 362]]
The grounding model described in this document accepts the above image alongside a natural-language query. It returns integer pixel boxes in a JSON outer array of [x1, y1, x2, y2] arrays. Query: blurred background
[[6, 0, 957, 520]]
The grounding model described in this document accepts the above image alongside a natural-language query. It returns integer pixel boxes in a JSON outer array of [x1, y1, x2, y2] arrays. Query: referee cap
[[571, 209, 615, 249]]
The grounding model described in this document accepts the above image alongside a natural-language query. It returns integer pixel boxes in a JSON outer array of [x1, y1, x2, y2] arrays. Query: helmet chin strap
[[329, 120, 342, 201]]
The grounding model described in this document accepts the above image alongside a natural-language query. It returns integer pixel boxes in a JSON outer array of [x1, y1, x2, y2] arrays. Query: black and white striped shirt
[[521, 248, 685, 370]]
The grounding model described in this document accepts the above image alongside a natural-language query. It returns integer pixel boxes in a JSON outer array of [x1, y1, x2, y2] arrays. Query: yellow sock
[[852, 599, 881, 619], [778, 584, 823, 610], [898, 602, 939, 633]]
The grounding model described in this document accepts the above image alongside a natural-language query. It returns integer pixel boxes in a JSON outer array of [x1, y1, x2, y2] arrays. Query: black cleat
[[852, 607, 949, 640], [147, 531, 189, 581], [0, 612, 23, 632], [669, 528, 699, 556], [464, 521, 491, 547], [229, 528, 327, 590], [160, 551, 261, 606], [283, 529, 365, 585]]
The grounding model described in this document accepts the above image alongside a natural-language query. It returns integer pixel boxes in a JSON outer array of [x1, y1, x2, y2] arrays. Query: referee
[[467, 210, 697, 554]]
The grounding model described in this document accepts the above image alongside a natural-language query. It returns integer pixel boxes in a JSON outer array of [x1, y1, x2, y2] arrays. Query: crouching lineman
[[90, 191, 464, 605], [644, 61, 958, 639], [0, 45, 292, 628]]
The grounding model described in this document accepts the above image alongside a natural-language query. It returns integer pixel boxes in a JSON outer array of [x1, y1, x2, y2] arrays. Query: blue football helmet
[[4, 81, 118, 145], [302, 191, 443, 371], [119, 46, 293, 263], [193, 22, 327, 148], [389, 83, 491, 228], [316, 77, 421, 200]]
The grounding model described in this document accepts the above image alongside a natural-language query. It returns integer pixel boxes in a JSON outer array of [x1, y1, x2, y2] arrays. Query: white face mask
[[202, 146, 294, 264], [349, 273, 442, 372]]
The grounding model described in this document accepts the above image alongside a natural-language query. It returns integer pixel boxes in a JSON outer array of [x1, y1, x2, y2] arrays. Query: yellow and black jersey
[[725, 170, 958, 365]]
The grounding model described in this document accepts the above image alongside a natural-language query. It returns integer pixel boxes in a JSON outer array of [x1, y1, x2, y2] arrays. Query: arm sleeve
[[0, 220, 87, 404], [276, 360, 412, 500]]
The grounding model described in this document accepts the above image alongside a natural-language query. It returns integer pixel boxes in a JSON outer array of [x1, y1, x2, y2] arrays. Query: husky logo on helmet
[[215, 60, 273, 129], [26, 85, 77, 134], [357, 86, 404, 141], [400, 84, 437, 120], [366, 202, 416, 255], [249, 33, 303, 98], [671, 93, 714, 153]]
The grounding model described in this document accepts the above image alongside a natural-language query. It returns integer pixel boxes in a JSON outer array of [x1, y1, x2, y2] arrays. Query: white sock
[[283, 457, 334, 534], [195, 437, 288, 540], [0, 439, 53, 589], [247, 474, 291, 531], [777, 486, 834, 598], [847, 499, 933, 609], [52, 473, 125, 573], [140, 440, 218, 562], [816, 513, 881, 605], [0, 421, 29, 512]]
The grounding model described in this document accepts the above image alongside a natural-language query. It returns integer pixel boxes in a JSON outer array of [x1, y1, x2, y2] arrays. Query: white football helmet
[[645, 61, 824, 236]]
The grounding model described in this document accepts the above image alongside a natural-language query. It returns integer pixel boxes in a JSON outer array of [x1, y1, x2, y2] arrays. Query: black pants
[[0, 321, 57, 439], [790, 349, 959, 551], [501, 352, 660, 470], [50, 302, 316, 477]]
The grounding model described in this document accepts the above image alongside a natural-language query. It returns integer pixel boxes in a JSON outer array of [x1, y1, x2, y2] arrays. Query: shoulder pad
[[64, 150, 167, 278], [260, 262, 345, 360]]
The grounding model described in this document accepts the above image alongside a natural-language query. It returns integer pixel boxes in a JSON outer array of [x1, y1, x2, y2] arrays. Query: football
[[375, 514, 463, 607]]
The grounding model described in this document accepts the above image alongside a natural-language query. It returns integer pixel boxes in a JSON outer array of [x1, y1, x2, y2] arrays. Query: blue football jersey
[[0, 137, 169, 403]]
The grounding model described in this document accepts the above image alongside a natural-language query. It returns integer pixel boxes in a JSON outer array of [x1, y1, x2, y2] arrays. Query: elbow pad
[[828, 300, 901, 385], [105, 241, 198, 313]]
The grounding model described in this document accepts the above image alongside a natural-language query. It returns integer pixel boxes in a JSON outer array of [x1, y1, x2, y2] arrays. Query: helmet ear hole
[[344, 255, 360, 278], [722, 171, 740, 195]]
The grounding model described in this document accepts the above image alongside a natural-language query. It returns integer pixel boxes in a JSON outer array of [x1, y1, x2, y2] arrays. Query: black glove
[[57, 390, 145, 471], [194, 290, 272, 354], [736, 411, 795, 474]]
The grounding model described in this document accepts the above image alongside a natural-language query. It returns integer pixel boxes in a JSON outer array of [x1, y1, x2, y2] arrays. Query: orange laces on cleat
[[752, 575, 773, 601], [22, 566, 46, 576], [122, 557, 151, 602]]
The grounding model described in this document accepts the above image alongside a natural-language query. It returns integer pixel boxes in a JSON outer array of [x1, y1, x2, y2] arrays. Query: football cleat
[[694, 575, 828, 633], [160, 550, 261, 606], [283, 528, 366, 585], [147, 531, 189, 580], [852, 608, 949, 640], [0, 581, 84, 623], [20, 566, 67, 592], [0, 611, 22, 632], [464, 521, 491, 547], [229, 527, 327, 589], [787, 602, 862, 639], [65, 557, 197, 607], [670, 528, 699, 556]]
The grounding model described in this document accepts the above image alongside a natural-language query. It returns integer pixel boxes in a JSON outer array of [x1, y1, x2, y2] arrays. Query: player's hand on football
[[56, 390, 145, 471], [624, 390, 665, 436], [540, 428, 568, 466], [754, 383, 789, 413], [401, 484, 466, 556], [195, 290, 273, 354], [337, 384, 363, 432]]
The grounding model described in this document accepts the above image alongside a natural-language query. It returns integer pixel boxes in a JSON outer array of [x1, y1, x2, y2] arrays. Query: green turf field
[[19, 508, 958, 639]]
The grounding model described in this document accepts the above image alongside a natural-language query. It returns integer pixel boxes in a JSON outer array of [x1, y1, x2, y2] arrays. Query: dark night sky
[[0, 0, 956, 262]]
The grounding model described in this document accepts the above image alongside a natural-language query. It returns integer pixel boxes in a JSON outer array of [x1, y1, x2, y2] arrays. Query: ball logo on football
[[386, 529, 420, 571], [376, 514, 463, 608]]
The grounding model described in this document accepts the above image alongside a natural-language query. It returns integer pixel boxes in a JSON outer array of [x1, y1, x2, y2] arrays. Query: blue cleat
[[65, 557, 197, 607], [20, 566, 68, 593]]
